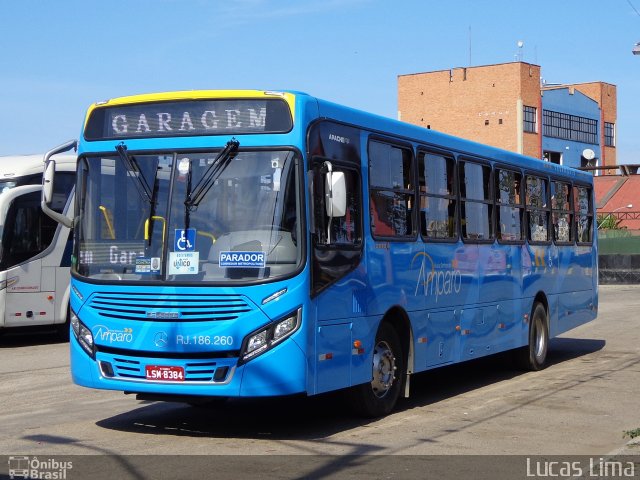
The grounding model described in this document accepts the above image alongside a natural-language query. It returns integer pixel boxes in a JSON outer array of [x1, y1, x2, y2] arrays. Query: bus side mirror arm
[[41, 139, 77, 228], [324, 162, 346, 244]]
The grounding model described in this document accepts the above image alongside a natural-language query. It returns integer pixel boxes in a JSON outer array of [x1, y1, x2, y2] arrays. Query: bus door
[[309, 156, 366, 393], [308, 122, 369, 394], [0, 186, 56, 326]]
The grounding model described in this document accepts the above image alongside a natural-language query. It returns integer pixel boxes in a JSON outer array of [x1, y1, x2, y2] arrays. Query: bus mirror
[[42, 160, 55, 205], [41, 139, 77, 228], [325, 171, 346, 218]]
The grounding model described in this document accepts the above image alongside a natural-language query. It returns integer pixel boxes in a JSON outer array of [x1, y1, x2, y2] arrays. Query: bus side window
[[51, 172, 75, 213], [368, 141, 415, 239], [418, 151, 457, 240], [495, 168, 523, 242], [1, 191, 57, 269], [312, 164, 361, 246], [459, 160, 493, 241], [574, 186, 593, 244], [525, 175, 550, 243], [551, 181, 573, 244]]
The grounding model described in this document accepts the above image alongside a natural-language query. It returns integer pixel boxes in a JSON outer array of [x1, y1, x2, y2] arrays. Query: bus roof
[[313, 96, 594, 184], [0, 153, 76, 178]]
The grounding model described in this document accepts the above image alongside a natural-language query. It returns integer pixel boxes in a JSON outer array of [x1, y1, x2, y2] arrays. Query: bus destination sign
[[84, 98, 293, 141]]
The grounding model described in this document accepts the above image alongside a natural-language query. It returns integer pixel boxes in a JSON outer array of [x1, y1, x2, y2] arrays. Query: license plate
[[145, 365, 185, 382]]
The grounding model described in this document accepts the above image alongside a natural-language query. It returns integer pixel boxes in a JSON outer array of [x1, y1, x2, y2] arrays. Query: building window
[[523, 106, 537, 133], [542, 110, 598, 145], [604, 122, 615, 147]]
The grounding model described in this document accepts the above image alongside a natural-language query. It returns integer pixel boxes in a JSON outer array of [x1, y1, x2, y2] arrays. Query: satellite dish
[[582, 148, 596, 160]]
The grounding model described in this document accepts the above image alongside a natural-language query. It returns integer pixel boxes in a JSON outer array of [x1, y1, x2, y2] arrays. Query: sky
[[1, 0, 639, 162]]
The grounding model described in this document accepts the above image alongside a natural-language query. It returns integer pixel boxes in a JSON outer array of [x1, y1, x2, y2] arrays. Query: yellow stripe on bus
[[83, 90, 296, 130]]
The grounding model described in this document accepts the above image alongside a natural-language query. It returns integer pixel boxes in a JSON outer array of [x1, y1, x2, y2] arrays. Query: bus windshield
[[74, 149, 302, 284]]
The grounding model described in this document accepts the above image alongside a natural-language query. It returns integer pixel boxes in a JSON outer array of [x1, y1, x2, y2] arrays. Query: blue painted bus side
[[308, 96, 596, 395], [68, 91, 597, 401]]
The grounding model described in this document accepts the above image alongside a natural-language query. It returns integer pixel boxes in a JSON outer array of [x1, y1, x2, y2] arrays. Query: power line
[[627, 0, 640, 18]]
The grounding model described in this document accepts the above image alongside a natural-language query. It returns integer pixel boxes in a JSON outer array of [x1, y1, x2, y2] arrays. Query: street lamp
[[634, 42, 640, 55], [598, 204, 633, 229]]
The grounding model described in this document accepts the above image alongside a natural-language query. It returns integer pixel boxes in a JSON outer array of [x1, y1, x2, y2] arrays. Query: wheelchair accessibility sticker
[[174, 228, 196, 252]]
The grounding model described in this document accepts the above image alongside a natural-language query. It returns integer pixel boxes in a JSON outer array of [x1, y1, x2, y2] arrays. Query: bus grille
[[104, 357, 232, 383], [87, 292, 253, 322]]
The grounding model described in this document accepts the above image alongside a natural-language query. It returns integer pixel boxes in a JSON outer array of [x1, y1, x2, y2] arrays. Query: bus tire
[[516, 302, 549, 371], [347, 322, 404, 418]]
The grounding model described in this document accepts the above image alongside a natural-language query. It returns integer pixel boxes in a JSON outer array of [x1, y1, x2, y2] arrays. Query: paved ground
[[0, 284, 639, 458]]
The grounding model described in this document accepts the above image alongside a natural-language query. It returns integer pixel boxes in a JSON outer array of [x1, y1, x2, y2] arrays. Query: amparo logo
[[93, 325, 134, 343], [412, 252, 462, 301]]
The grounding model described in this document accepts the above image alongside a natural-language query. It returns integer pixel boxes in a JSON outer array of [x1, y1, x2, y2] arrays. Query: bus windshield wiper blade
[[185, 138, 239, 209], [116, 142, 154, 204], [145, 168, 160, 245]]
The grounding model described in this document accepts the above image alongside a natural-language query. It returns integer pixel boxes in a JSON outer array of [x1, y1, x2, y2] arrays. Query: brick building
[[398, 62, 616, 170]]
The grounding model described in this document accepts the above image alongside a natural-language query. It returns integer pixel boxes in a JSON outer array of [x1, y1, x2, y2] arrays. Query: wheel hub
[[371, 340, 396, 398]]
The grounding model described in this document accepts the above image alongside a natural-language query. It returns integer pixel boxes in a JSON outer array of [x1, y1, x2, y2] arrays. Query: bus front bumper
[[70, 332, 307, 398]]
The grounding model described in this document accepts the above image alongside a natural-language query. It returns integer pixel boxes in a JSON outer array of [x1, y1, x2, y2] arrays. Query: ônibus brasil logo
[[8, 456, 72, 479]]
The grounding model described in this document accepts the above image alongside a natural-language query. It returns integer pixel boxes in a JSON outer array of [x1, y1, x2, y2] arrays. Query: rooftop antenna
[[627, 0, 640, 54], [517, 40, 524, 62], [468, 26, 472, 66]]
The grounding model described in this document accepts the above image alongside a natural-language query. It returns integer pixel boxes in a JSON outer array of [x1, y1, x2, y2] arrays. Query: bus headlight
[[70, 309, 95, 358], [70, 310, 80, 337], [239, 308, 301, 365]]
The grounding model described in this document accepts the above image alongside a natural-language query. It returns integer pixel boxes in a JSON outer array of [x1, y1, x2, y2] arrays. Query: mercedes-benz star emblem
[[154, 331, 168, 348]]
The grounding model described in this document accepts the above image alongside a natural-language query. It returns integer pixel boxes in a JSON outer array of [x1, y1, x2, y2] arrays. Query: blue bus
[[42, 90, 597, 417]]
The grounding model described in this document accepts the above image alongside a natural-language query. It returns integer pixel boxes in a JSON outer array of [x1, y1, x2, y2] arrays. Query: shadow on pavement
[[0, 326, 68, 348], [95, 336, 604, 441]]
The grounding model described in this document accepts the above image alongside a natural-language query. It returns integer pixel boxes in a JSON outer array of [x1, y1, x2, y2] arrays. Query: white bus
[[0, 153, 75, 336]]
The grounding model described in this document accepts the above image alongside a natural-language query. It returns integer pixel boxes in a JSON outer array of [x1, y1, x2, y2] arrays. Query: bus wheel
[[348, 322, 404, 418], [516, 302, 549, 371]]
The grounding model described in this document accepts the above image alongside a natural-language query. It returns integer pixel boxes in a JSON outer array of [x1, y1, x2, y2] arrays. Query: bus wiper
[[184, 138, 239, 209], [116, 142, 154, 204], [183, 156, 193, 231], [145, 172, 160, 246]]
